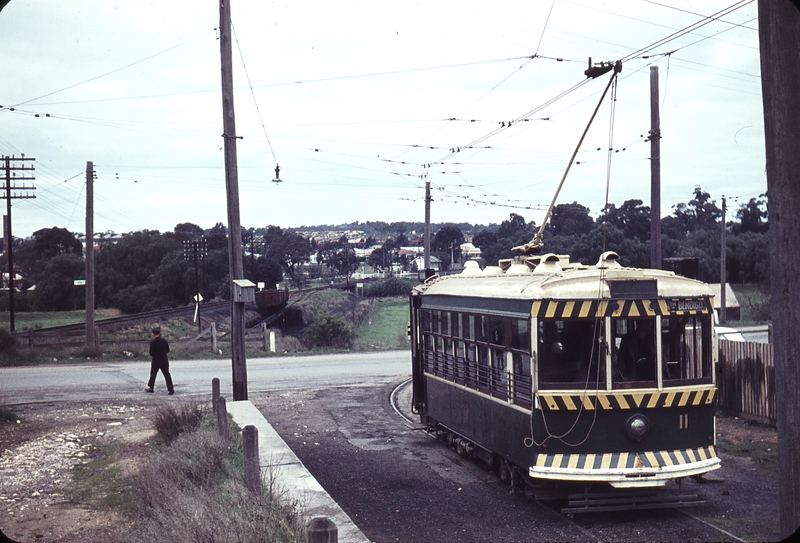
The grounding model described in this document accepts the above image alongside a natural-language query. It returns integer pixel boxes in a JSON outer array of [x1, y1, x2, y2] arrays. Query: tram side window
[[661, 316, 712, 385], [612, 318, 657, 386], [538, 319, 604, 389], [421, 309, 432, 333], [511, 319, 530, 351]]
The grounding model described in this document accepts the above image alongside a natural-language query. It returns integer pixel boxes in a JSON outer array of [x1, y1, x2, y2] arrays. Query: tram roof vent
[[460, 260, 484, 276], [596, 251, 622, 269], [484, 265, 504, 276], [532, 253, 563, 274], [506, 261, 532, 275]]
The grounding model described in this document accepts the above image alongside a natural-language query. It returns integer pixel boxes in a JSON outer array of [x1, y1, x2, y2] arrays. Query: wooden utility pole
[[758, 0, 800, 537], [219, 0, 247, 400], [423, 179, 431, 274], [719, 196, 727, 324], [85, 161, 96, 350], [649, 66, 662, 270], [2, 155, 36, 333]]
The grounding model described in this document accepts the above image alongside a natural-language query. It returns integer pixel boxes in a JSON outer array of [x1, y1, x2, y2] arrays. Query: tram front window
[[538, 319, 604, 389], [613, 318, 657, 385], [662, 316, 712, 385]]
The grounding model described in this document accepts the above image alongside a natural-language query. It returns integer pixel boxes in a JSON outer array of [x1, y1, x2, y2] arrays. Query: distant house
[[709, 283, 741, 321], [460, 242, 481, 259], [411, 255, 440, 272], [398, 246, 425, 258]]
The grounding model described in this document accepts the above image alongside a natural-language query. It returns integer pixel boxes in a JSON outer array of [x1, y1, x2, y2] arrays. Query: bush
[[120, 426, 304, 543], [363, 277, 417, 297], [152, 401, 209, 443], [304, 315, 355, 349]]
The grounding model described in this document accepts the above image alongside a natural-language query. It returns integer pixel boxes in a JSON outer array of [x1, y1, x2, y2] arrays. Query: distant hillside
[[287, 220, 495, 237]]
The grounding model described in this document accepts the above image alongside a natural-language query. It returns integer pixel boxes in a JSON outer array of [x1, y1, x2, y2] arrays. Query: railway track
[[18, 301, 232, 335], [16, 277, 383, 339], [389, 378, 753, 543]]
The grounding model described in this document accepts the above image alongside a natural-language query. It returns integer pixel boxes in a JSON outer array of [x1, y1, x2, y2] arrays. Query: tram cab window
[[612, 318, 657, 386], [662, 316, 712, 385], [538, 319, 604, 389]]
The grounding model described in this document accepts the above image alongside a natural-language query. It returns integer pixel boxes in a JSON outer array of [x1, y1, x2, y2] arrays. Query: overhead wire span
[[429, 78, 592, 167], [9, 29, 215, 108], [620, 0, 755, 62], [232, 23, 280, 181]]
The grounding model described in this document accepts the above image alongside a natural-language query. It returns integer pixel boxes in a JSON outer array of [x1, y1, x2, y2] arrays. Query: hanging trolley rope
[[231, 24, 282, 182], [513, 60, 622, 255]]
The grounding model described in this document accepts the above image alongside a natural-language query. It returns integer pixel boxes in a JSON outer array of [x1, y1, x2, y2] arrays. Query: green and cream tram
[[410, 251, 721, 501]]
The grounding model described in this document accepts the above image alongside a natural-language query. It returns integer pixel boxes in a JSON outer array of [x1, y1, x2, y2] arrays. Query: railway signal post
[[2, 155, 36, 333]]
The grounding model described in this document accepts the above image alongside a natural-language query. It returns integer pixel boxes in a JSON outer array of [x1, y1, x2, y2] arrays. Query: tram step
[[561, 491, 705, 514]]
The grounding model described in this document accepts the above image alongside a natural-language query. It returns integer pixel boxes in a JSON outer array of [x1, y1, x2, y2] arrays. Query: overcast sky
[[1, 0, 764, 239]]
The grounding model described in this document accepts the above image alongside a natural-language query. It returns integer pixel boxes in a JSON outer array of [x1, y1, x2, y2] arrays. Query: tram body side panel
[[422, 375, 536, 468], [420, 375, 717, 476]]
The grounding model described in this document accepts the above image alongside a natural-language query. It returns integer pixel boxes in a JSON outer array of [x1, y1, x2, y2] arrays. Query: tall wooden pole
[[649, 66, 662, 270], [219, 0, 247, 400], [85, 161, 96, 349], [719, 196, 727, 324], [4, 157, 14, 333], [424, 179, 431, 273], [2, 155, 35, 333], [758, 0, 800, 537]]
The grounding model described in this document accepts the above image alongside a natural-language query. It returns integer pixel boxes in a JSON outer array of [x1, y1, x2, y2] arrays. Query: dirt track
[[255, 380, 781, 543]]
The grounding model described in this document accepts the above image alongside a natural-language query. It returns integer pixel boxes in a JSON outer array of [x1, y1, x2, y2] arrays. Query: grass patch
[[0, 309, 120, 331], [65, 403, 305, 543], [120, 426, 304, 542], [67, 441, 137, 512], [731, 283, 770, 324], [354, 297, 410, 350], [716, 437, 778, 472]]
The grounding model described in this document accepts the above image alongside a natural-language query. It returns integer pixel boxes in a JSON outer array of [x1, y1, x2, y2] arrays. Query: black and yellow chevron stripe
[[533, 445, 717, 471], [537, 387, 716, 411], [531, 297, 712, 319]]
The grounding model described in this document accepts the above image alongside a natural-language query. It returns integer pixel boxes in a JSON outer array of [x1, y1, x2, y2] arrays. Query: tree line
[[2, 186, 767, 314]]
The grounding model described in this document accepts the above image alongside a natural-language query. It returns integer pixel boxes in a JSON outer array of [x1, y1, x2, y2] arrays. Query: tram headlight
[[625, 414, 650, 442]]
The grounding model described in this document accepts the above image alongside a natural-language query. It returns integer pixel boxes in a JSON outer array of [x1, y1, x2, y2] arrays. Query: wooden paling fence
[[717, 341, 776, 426]]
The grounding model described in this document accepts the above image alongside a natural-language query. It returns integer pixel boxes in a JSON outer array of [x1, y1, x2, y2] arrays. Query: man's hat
[[152, 327, 161, 334]]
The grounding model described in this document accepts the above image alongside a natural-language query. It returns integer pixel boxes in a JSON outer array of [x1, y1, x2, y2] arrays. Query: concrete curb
[[227, 400, 370, 543]]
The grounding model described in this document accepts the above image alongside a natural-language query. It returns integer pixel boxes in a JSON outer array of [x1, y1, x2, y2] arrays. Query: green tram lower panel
[[423, 376, 717, 472]]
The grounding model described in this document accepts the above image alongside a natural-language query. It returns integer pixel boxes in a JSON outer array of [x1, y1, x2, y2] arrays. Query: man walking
[[146, 327, 174, 395]]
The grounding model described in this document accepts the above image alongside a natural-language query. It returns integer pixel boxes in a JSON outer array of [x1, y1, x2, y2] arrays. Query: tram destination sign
[[668, 299, 706, 313]]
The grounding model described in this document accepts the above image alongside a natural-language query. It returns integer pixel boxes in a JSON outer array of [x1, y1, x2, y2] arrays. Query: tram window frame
[[418, 309, 533, 405], [611, 317, 658, 389], [661, 315, 713, 386], [537, 318, 605, 390]]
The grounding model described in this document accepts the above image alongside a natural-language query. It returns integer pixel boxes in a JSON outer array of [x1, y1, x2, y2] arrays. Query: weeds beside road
[[0, 399, 305, 543]]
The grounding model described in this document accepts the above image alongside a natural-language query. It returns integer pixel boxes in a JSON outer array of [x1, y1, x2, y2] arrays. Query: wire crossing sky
[[0, 0, 764, 238]]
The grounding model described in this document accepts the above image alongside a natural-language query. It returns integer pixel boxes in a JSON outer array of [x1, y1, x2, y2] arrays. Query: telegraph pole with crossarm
[[2, 155, 36, 333]]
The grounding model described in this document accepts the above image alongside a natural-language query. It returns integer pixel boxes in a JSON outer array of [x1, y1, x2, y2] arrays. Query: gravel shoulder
[[1, 400, 159, 543]]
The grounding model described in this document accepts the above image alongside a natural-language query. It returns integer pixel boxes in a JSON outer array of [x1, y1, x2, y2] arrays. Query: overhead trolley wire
[[8, 29, 215, 108], [232, 23, 280, 174], [620, 0, 755, 62]]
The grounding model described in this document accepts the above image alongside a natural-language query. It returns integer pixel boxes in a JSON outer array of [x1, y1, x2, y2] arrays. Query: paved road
[[0, 351, 411, 405], [737, 324, 770, 343]]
